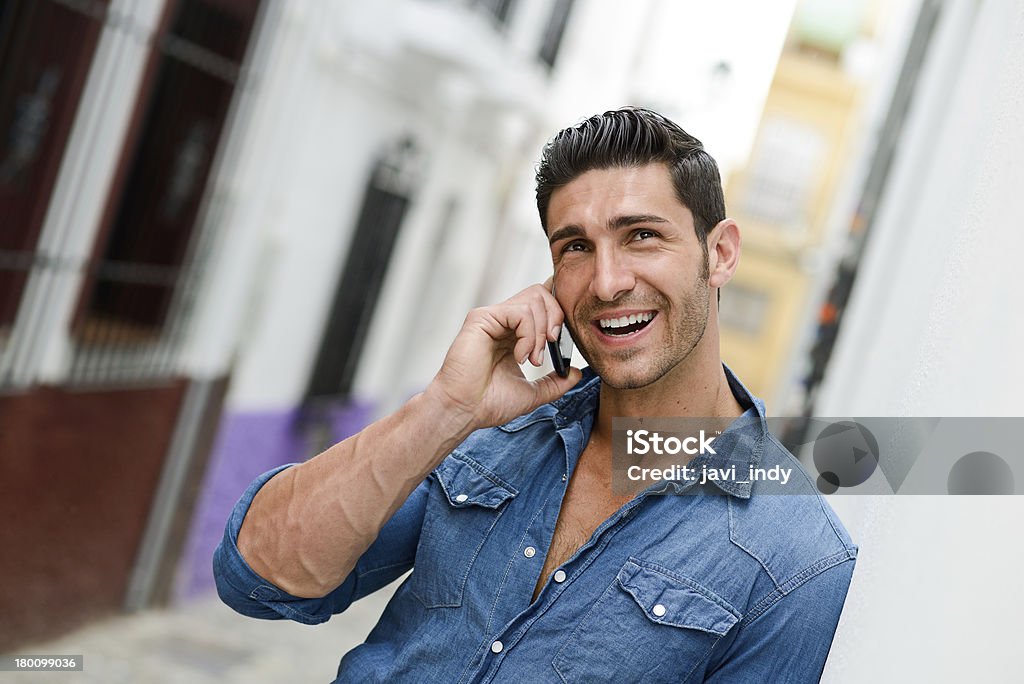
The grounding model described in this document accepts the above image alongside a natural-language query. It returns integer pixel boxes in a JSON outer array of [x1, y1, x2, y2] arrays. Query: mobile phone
[[547, 284, 574, 377], [548, 324, 574, 377]]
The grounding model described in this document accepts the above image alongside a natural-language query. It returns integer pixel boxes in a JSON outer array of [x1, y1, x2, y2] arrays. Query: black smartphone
[[547, 284, 574, 377], [548, 324, 574, 377]]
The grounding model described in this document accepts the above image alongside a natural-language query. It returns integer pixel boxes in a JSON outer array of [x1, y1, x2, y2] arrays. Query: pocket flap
[[616, 560, 740, 635], [433, 454, 517, 509]]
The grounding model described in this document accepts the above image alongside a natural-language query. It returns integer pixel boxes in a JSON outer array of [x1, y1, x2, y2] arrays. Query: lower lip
[[591, 314, 658, 346]]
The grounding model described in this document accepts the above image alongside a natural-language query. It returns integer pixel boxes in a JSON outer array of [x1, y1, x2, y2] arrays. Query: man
[[214, 108, 857, 682]]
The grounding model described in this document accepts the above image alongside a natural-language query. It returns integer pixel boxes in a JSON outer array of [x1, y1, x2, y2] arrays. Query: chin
[[588, 358, 667, 390]]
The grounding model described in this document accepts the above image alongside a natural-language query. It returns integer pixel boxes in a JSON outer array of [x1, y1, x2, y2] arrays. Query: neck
[[592, 337, 744, 441]]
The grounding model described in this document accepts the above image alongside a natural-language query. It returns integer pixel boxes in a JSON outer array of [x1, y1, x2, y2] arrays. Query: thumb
[[531, 367, 584, 406]]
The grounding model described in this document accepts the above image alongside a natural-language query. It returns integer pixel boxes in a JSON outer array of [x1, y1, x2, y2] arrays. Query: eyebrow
[[548, 214, 670, 245]]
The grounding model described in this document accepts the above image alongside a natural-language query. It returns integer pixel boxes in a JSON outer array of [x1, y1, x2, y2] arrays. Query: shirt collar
[[683, 365, 767, 499], [545, 364, 768, 499]]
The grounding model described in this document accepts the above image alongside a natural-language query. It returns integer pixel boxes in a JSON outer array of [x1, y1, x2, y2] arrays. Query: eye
[[562, 240, 588, 254], [631, 229, 659, 242]]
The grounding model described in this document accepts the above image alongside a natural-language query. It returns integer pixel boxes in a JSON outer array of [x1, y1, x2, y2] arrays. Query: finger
[[524, 281, 564, 342], [539, 287, 565, 342], [502, 304, 537, 365], [524, 297, 549, 365], [510, 284, 559, 360], [531, 367, 583, 405]]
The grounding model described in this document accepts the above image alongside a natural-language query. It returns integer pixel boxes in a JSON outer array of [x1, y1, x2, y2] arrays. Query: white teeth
[[599, 312, 654, 329]]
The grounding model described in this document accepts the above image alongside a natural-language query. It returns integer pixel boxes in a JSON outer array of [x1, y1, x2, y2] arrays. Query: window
[[70, 0, 262, 382], [305, 137, 423, 404], [0, 0, 108, 335]]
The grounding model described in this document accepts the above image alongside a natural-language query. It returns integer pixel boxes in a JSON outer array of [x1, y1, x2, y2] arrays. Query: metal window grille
[[304, 136, 423, 403], [0, 0, 109, 383], [0, 0, 262, 388]]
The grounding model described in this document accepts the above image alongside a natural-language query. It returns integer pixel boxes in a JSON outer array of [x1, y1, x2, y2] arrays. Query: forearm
[[236, 282, 579, 599], [236, 385, 475, 598]]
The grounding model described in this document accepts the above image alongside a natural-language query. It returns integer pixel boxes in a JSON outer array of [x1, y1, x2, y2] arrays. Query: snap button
[[491, 640, 504, 654], [524, 546, 536, 558], [652, 603, 667, 617], [553, 570, 566, 583], [455, 494, 468, 503]]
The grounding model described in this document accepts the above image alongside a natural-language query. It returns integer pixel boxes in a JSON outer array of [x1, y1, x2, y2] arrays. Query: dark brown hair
[[535, 107, 726, 250]]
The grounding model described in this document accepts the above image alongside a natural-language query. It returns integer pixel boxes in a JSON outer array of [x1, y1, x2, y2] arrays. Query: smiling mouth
[[597, 311, 656, 336]]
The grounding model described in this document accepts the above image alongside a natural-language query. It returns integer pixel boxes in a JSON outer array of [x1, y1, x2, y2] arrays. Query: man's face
[[547, 163, 713, 389]]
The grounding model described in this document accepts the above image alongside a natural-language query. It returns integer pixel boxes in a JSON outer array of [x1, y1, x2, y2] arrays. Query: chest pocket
[[409, 454, 517, 608], [552, 559, 741, 683]]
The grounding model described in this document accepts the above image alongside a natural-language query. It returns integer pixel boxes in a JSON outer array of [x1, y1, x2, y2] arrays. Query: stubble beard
[[571, 268, 712, 390]]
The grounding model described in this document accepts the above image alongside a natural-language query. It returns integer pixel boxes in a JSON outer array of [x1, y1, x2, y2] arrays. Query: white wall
[[817, 1, 1024, 681], [547, 0, 797, 178], [190, 0, 555, 412]]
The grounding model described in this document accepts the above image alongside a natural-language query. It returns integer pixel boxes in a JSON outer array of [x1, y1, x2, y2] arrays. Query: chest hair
[[531, 441, 632, 601]]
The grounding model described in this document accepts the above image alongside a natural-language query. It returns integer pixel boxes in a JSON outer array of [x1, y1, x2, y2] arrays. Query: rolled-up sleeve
[[703, 555, 856, 683], [212, 464, 429, 625]]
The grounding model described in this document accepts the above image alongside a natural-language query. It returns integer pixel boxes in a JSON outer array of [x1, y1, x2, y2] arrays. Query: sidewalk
[[2, 582, 399, 683]]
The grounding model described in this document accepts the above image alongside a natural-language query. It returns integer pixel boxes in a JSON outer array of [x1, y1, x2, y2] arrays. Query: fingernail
[[551, 325, 560, 340]]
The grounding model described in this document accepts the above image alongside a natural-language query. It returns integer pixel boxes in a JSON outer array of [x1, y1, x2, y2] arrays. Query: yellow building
[[720, 2, 876, 402]]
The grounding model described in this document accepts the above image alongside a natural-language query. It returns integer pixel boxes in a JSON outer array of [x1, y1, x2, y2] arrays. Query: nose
[[590, 247, 635, 302]]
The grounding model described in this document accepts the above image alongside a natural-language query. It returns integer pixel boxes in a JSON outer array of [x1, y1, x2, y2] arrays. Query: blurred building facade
[[169, 0, 588, 606], [0, 0, 809, 649], [1, 0, 266, 649], [811, 0, 1024, 681], [1, 0, 589, 648], [721, 0, 920, 406], [13, 0, 981, 663]]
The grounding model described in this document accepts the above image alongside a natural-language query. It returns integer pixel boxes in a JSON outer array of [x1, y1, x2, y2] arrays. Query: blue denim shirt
[[214, 367, 857, 683]]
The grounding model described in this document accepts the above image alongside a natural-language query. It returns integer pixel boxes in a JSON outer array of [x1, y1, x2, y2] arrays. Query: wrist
[[417, 382, 479, 445]]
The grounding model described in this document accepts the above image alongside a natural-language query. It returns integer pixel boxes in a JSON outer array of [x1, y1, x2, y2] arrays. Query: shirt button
[[652, 604, 667, 617], [491, 640, 504, 654], [553, 570, 566, 583], [455, 494, 468, 503], [524, 546, 536, 558]]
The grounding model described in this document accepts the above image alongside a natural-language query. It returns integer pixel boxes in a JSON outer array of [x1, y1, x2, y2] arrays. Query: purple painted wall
[[174, 402, 373, 602]]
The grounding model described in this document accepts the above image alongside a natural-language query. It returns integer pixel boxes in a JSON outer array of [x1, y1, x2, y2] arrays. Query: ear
[[706, 218, 740, 289]]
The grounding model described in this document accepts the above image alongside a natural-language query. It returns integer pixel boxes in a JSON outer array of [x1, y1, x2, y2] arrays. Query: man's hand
[[234, 282, 581, 598], [427, 281, 583, 430]]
